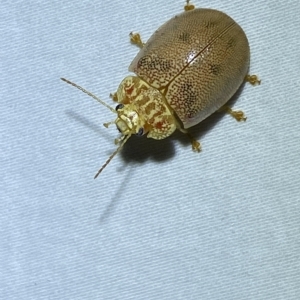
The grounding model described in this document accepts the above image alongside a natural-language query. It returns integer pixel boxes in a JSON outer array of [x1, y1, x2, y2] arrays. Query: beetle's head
[[61, 77, 147, 179], [108, 103, 146, 137]]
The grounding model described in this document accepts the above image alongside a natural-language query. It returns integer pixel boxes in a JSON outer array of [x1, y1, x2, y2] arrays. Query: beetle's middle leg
[[129, 32, 144, 48]]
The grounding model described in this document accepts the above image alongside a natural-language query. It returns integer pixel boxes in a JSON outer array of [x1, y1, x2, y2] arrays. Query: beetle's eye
[[115, 104, 124, 110], [136, 128, 144, 136]]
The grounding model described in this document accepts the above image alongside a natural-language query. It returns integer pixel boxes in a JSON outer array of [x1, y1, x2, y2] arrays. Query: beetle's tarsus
[[185, 132, 201, 152], [130, 32, 144, 48], [219, 106, 247, 122], [184, 0, 195, 11], [245, 74, 261, 86], [177, 127, 201, 152], [191, 140, 201, 152], [229, 109, 247, 122]]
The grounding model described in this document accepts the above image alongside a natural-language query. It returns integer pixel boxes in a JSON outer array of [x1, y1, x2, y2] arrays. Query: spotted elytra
[[62, 0, 260, 178]]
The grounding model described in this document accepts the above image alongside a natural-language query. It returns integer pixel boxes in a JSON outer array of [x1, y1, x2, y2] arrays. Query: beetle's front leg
[[129, 32, 144, 48], [109, 92, 118, 102]]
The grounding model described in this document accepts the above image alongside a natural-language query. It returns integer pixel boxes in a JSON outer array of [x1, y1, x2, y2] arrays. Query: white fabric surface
[[1, 1, 299, 299]]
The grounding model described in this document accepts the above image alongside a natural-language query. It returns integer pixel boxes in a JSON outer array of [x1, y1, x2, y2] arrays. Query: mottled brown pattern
[[129, 8, 250, 128]]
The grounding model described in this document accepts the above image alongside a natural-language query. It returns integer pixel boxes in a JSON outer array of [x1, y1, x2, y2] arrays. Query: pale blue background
[[1, 1, 300, 299]]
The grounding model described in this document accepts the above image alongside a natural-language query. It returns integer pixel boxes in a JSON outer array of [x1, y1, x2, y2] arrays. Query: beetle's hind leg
[[129, 32, 144, 48], [220, 74, 260, 120], [184, 0, 195, 11], [245, 74, 261, 85], [219, 106, 247, 122]]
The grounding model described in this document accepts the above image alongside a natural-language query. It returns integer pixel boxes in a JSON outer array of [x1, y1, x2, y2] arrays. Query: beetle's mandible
[[62, 0, 260, 178]]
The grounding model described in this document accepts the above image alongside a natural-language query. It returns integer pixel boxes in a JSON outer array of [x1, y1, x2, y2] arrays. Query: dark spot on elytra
[[209, 64, 221, 75], [204, 21, 216, 29], [178, 32, 190, 42], [226, 38, 236, 49]]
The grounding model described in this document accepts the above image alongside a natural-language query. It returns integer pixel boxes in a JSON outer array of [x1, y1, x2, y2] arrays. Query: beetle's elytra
[[62, 1, 260, 178]]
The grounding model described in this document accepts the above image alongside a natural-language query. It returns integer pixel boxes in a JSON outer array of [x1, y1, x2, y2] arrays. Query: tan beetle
[[62, 0, 260, 178]]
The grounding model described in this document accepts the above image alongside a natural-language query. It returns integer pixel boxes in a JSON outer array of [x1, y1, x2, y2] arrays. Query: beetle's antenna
[[61, 78, 117, 114], [94, 134, 131, 179]]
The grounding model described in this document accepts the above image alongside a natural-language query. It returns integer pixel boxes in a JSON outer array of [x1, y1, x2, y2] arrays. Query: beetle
[[62, 0, 260, 178]]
